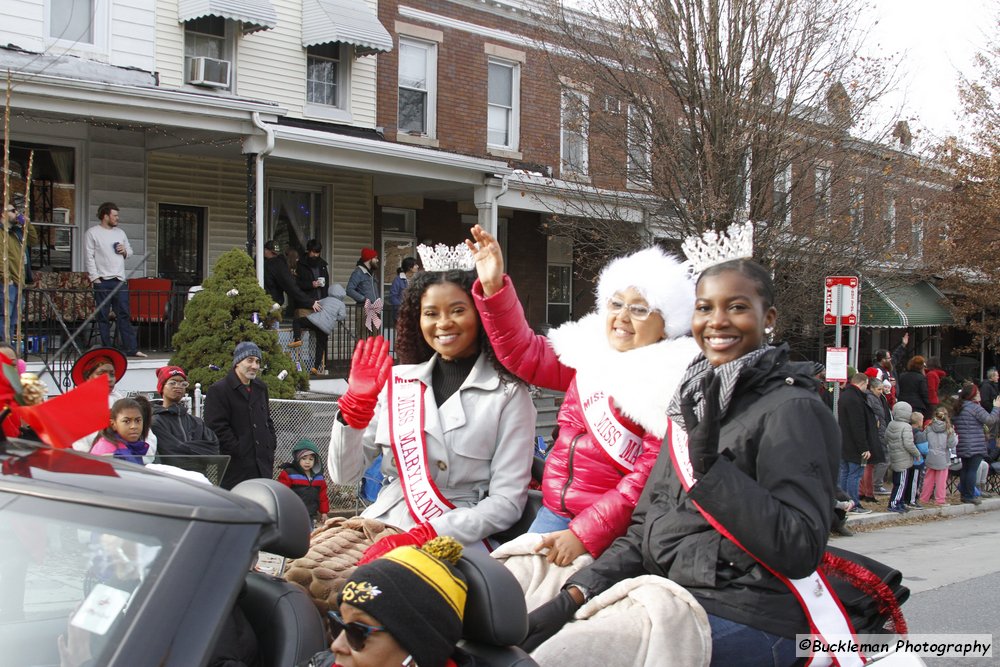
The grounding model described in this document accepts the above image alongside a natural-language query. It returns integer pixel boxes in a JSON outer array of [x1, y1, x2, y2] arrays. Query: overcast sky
[[867, 0, 996, 143]]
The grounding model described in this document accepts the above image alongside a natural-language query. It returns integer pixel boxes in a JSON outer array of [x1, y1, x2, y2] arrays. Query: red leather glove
[[357, 522, 438, 565], [337, 336, 392, 429]]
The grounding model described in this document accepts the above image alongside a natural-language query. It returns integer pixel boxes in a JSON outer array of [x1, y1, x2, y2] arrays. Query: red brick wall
[[377, 0, 626, 189]]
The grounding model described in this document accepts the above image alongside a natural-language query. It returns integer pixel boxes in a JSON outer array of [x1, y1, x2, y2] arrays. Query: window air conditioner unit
[[188, 56, 231, 88]]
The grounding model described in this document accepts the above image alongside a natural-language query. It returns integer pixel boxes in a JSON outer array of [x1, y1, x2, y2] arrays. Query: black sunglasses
[[327, 609, 385, 651]]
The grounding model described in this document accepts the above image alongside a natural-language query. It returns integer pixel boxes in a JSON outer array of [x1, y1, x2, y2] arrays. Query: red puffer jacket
[[473, 276, 698, 556]]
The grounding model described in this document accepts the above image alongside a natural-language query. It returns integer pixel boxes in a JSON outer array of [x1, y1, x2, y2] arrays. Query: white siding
[[0, 0, 45, 53], [238, 0, 307, 115], [110, 0, 157, 71], [146, 153, 373, 281], [87, 126, 148, 274], [146, 152, 248, 278], [152, 0, 380, 127], [155, 0, 186, 87], [351, 52, 377, 127]]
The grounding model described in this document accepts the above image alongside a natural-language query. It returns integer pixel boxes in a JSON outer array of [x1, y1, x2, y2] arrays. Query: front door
[[157, 203, 205, 286]]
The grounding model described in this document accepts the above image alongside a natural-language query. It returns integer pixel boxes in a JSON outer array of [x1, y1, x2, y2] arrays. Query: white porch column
[[474, 176, 508, 236]]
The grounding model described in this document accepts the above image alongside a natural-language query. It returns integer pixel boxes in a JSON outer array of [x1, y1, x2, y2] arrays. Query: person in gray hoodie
[[919, 407, 958, 506], [884, 401, 921, 513]]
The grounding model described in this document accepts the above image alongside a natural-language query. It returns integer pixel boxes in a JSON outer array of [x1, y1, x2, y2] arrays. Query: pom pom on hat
[[338, 536, 467, 667]]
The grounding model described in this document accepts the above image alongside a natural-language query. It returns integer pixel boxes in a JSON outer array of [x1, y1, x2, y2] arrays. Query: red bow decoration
[[364, 298, 384, 332], [11, 375, 110, 450]]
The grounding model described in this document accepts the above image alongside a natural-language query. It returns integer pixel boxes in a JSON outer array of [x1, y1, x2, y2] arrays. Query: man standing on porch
[[1, 201, 36, 344], [85, 202, 145, 358]]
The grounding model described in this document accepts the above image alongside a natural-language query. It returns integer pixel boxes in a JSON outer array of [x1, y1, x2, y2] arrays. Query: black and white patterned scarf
[[667, 345, 774, 430]]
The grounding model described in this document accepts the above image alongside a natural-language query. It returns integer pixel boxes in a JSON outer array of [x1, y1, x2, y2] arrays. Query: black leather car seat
[[457, 548, 539, 667], [230, 479, 326, 667]]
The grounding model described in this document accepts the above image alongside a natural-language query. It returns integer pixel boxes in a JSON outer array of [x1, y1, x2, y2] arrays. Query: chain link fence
[[190, 392, 370, 512]]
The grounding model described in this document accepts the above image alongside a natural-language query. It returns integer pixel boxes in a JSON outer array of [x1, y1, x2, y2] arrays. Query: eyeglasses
[[327, 609, 385, 651], [607, 298, 657, 321], [165, 379, 189, 388]]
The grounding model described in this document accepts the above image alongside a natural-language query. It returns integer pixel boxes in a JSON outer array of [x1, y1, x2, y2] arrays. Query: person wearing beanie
[[150, 365, 220, 460], [466, 224, 699, 565], [317, 536, 475, 667], [277, 439, 329, 524], [204, 341, 277, 489], [347, 247, 380, 305]]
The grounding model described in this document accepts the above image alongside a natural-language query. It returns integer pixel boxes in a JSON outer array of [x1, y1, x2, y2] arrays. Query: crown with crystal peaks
[[417, 243, 477, 272], [681, 221, 755, 276]]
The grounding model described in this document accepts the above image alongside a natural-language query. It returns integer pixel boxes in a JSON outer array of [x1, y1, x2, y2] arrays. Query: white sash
[[666, 420, 864, 667], [576, 374, 644, 474], [387, 372, 455, 523]]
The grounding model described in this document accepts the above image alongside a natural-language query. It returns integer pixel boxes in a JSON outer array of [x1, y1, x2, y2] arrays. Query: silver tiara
[[681, 222, 755, 276], [417, 243, 476, 272]]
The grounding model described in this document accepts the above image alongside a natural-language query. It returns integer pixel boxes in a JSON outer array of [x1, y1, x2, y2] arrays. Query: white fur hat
[[595, 246, 695, 340]]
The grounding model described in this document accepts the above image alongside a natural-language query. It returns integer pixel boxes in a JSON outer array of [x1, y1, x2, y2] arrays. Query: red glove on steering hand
[[357, 522, 438, 565], [337, 336, 393, 430]]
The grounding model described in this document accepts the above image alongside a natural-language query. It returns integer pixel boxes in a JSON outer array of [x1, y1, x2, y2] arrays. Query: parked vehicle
[[0, 440, 536, 667]]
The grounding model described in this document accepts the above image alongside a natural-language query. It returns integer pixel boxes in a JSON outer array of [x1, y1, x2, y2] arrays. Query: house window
[[815, 166, 831, 222], [398, 37, 437, 137], [627, 104, 651, 186], [157, 204, 206, 287], [911, 198, 926, 258], [48, 0, 108, 51], [50, 0, 94, 43], [773, 162, 792, 225], [268, 187, 324, 256], [885, 194, 896, 246], [561, 88, 589, 177], [185, 17, 232, 89], [307, 43, 347, 107], [547, 236, 573, 327], [488, 59, 519, 149]]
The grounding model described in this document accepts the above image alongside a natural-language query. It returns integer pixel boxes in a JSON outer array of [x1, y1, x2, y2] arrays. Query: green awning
[[860, 280, 954, 328]]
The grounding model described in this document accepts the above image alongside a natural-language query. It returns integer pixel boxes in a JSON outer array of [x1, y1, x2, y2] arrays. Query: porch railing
[[19, 283, 399, 384]]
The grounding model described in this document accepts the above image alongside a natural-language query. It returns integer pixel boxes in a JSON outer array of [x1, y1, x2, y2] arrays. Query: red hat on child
[[156, 366, 187, 394]]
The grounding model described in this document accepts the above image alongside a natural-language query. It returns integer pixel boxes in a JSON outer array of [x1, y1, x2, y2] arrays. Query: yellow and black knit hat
[[339, 536, 467, 667]]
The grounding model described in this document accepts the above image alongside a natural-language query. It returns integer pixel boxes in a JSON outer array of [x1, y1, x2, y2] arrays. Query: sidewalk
[[845, 496, 1000, 529]]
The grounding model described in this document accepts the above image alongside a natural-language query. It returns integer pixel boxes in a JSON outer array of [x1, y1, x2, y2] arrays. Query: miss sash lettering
[[577, 374, 644, 473], [387, 373, 455, 522]]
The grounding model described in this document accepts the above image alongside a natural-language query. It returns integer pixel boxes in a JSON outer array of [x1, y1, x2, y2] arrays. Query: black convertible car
[[0, 440, 535, 667]]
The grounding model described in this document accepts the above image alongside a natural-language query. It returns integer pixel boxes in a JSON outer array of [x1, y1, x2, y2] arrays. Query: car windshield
[[0, 492, 186, 667]]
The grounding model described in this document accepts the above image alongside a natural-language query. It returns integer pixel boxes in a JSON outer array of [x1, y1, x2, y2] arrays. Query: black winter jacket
[[897, 370, 929, 415], [296, 256, 330, 306], [151, 402, 220, 456], [264, 255, 314, 308], [204, 371, 277, 490], [838, 384, 878, 464], [569, 346, 839, 639]]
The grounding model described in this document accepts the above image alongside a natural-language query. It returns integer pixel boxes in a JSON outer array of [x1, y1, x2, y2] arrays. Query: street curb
[[845, 496, 1000, 528]]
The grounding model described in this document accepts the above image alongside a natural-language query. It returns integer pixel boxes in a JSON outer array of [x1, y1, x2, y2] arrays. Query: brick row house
[[0, 0, 960, 378]]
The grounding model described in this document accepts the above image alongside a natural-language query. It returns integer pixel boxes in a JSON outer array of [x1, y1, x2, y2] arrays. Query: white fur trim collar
[[547, 313, 700, 438]]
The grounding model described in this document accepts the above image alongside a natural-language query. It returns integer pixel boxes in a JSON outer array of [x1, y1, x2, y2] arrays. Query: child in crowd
[[910, 411, 928, 509], [91, 396, 152, 465], [277, 439, 329, 525], [885, 401, 921, 513], [920, 407, 958, 506]]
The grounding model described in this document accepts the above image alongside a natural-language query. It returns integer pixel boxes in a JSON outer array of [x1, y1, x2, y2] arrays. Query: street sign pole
[[832, 284, 843, 422]]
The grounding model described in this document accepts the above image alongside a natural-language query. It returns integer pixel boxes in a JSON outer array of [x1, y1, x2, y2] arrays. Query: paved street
[[832, 511, 1000, 665]]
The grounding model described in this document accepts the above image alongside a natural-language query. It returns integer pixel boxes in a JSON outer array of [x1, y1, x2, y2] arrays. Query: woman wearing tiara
[[522, 224, 873, 667], [327, 242, 536, 559], [467, 225, 699, 565]]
